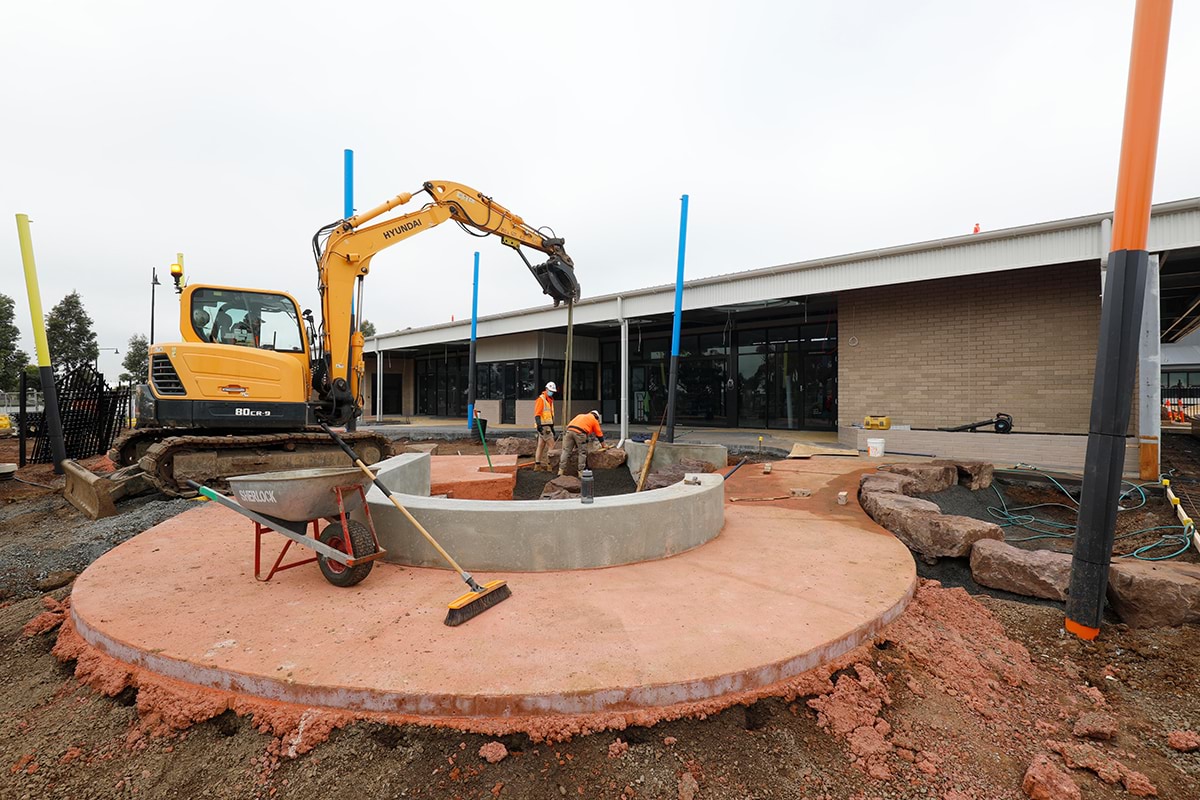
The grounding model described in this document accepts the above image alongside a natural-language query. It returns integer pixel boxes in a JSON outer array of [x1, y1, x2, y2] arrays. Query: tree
[[23, 364, 40, 391], [0, 293, 29, 392], [120, 334, 149, 383], [360, 319, 377, 337], [45, 291, 98, 373]]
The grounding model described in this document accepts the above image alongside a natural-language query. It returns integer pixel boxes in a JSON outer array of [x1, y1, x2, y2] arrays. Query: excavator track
[[128, 430, 392, 497]]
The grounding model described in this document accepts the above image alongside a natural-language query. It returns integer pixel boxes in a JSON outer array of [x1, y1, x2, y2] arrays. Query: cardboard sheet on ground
[[787, 443, 859, 459]]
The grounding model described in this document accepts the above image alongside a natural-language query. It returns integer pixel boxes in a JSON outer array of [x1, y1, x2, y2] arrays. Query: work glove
[[536, 423, 544, 434]]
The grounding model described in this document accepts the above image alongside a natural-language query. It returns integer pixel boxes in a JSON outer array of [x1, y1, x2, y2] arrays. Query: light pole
[[95, 347, 119, 371], [150, 267, 161, 344]]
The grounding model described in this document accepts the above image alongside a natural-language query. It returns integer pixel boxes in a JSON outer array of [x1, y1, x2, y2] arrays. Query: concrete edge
[[68, 573, 915, 720], [358, 473, 726, 571]]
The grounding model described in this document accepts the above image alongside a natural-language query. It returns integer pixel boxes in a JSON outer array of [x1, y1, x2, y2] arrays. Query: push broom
[[321, 423, 511, 626]]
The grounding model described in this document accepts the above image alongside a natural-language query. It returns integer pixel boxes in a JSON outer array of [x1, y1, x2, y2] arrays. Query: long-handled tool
[[635, 408, 669, 492], [320, 423, 511, 625], [475, 413, 494, 472]]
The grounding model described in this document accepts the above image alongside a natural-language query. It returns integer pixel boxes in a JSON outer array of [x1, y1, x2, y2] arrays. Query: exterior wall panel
[[839, 263, 1102, 435]]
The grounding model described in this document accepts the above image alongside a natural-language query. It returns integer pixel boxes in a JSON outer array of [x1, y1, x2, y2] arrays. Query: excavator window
[[189, 288, 305, 353]]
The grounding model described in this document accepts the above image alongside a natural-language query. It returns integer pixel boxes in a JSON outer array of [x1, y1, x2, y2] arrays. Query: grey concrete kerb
[[357, 454, 726, 572]]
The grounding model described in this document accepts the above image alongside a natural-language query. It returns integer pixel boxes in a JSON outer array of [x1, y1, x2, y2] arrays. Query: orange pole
[[1065, 0, 1172, 644], [1109, 0, 1173, 252]]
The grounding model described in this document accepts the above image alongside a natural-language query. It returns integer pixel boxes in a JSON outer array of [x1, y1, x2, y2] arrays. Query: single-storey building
[[364, 198, 1200, 472]]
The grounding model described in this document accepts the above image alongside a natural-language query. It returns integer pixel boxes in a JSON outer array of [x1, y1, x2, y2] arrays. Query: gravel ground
[[0, 493, 192, 599]]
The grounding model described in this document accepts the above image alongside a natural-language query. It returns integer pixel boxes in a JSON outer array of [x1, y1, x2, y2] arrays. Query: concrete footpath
[[362, 417, 842, 455]]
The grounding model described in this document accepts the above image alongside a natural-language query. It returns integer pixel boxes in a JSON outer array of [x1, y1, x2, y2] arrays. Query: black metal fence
[[1161, 386, 1200, 422], [20, 367, 131, 466]]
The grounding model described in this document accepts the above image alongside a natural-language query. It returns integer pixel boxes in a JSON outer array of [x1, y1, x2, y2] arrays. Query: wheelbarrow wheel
[[317, 520, 376, 587]]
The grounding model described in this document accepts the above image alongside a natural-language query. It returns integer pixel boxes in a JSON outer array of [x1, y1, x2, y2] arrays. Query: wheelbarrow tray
[[189, 482, 385, 568], [226, 466, 372, 521]]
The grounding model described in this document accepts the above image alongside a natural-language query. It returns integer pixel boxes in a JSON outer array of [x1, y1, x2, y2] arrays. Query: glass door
[[501, 363, 517, 424]]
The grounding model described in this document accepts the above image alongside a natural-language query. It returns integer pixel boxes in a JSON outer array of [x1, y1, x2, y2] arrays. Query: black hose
[[723, 457, 749, 479]]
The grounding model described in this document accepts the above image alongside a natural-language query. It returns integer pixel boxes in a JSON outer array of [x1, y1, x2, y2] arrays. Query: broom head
[[444, 579, 512, 627]]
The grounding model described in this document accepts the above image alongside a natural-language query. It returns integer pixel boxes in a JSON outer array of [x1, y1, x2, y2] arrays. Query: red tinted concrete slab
[[69, 458, 915, 735], [429, 454, 516, 500]]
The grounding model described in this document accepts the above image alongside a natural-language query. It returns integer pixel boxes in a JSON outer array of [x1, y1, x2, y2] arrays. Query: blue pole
[[343, 149, 359, 431], [343, 149, 354, 219], [467, 251, 480, 430], [666, 194, 689, 442]]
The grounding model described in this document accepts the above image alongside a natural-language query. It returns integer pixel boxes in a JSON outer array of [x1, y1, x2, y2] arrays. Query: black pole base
[[1066, 248, 1148, 635], [665, 354, 679, 443]]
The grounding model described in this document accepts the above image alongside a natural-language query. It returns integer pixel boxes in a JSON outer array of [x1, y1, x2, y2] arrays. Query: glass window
[[738, 329, 767, 355], [189, 288, 304, 352], [540, 359, 563, 392], [518, 360, 536, 399], [699, 332, 729, 356], [572, 361, 597, 400]]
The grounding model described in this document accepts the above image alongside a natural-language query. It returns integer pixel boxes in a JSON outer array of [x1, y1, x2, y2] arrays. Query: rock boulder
[[587, 446, 627, 471], [970, 539, 1072, 601], [1022, 754, 1081, 800], [1106, 559, 1200, 628], [932, 459, 994, 491], [494, 437, 536, 456], [540, 474, 581, 500], [643, 458, 715, 491], [859, 472, 915, 496], [910, 514, 1003, 558], [882, 463, 957, 494]]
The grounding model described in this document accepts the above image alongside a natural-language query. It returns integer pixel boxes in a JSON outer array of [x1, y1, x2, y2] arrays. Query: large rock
[[858, 492, 941, 536], [1022, 754, 1081, 800], [932, 459, 994, 491], [494, 437, 536, 456], [883, 463, 957, 494], [910, 514, 1003, 558], [587, 446, 627, 471], [1106, 560, 1200, 628], [970, 539, 1072, 601], [859, 472, 914, 496], [540, 474, 581, 500], [643, 458, 714, 491]]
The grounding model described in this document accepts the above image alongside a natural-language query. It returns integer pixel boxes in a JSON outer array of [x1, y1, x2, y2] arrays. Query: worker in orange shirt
[[533, 381, 557, 472], [559, 410, 605, 477]]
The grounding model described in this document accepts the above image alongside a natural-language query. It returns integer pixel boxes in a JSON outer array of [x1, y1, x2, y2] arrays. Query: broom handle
[[636, 430, 659, 492], [321, 424, 472, 581]]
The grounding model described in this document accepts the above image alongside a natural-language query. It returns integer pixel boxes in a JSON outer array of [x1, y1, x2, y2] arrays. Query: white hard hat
[[590, 410, 600, 420], [545, 382, 557, 392]]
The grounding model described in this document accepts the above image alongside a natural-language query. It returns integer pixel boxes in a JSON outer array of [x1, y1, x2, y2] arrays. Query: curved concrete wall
[[360, 473, 725, 572]]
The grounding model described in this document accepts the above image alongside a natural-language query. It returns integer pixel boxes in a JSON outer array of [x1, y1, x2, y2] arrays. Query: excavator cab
[[133, 284, 314, 432]]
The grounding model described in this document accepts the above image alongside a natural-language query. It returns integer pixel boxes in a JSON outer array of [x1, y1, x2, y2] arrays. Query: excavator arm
[[312, 180, 580, 425]]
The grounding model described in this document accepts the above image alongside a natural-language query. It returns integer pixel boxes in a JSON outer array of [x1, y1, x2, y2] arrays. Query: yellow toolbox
[[863, 415, 891, 430]]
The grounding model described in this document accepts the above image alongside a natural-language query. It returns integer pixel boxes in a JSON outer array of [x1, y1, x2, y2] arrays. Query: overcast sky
[[3, 1, 1199, 380]]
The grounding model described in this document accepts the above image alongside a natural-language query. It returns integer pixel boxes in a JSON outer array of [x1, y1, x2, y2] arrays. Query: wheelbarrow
[[187, 466, 387, 587]]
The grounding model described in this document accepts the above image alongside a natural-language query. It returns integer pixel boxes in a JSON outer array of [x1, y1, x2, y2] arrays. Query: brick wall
[[839, 262, 1105, 435]]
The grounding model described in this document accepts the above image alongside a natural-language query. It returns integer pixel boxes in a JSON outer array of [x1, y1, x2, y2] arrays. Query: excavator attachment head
[[63, 460, 152, 520], [532, 256, 581, 306]]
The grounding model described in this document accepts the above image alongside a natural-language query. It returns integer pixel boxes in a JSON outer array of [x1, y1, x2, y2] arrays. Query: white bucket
[[866, 438, 885, 457]]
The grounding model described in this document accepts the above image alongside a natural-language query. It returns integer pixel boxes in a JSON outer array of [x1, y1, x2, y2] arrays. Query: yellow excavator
[[65, 181, 578, 516]]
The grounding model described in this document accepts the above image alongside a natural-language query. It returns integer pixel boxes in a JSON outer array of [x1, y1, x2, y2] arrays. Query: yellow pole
[[15, 214, 68, 471], [16, 215, 52, 368]]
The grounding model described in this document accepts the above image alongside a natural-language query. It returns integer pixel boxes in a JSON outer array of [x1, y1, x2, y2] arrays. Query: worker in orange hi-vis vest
[[533, 382, 557, 472], [559, 410, 606, 477]]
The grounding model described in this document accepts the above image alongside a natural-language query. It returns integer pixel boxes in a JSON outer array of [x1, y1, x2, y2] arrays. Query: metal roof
[[370, 197, 1200, 352]]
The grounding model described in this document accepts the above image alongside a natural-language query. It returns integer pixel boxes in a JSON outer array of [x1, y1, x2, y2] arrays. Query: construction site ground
[[1, 436, 1198, 799]]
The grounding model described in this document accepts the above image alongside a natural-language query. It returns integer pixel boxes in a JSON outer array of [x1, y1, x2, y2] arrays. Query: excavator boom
[[313, 180, 580, 425]]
